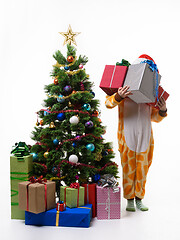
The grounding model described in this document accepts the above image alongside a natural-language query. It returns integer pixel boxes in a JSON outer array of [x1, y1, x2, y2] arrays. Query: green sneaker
[[126, 199, 136, 212], [135, 199, 149, 211]]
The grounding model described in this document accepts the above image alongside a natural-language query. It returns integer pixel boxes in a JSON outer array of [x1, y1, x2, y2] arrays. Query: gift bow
[[116, 59, 131, 67], [98, 174, 119, 193], [29, 175, 47, 183], [69, 182, 80, 189], [141, 59, 158, 73]]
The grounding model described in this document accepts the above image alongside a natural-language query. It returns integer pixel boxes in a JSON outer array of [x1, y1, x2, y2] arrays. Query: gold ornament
[[49, 122, 55, 128], [36, 121, 39, 126], [44, 151, 49, 158], [40, 120, 44, 126], [59, 25, 80, 46], [95, 152, 102, 161]]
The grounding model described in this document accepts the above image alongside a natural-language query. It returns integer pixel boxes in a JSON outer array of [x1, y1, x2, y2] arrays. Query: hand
[[157, 96, 167, 111], [118, 85, 132, 98]]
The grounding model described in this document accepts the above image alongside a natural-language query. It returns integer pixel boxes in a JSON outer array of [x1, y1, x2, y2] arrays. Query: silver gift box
[[123, 63, 161, 103]]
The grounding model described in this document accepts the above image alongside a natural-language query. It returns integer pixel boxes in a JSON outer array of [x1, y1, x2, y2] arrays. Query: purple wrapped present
[[97, 186, 121, 220]]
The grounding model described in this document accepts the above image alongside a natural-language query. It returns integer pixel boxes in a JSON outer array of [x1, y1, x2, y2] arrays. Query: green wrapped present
[[60, 183, 84, 208], [10, 154, 33, 219]]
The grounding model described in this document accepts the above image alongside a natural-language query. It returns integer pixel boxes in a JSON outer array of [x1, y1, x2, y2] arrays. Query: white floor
[[1, 184, 180, 240]]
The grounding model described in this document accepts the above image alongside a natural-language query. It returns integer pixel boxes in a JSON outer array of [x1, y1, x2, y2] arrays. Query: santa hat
[[133, 54, 159, 72]]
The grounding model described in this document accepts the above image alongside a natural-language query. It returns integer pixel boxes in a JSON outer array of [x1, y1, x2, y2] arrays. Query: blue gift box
[[25, 204, 92, 228]]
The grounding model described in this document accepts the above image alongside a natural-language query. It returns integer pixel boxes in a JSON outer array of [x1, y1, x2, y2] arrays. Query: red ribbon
[[26, 175, 47, 211], [64, 183, 80, 208]]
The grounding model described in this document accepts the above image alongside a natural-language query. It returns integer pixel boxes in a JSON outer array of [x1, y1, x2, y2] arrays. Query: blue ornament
[[44, 111, 50, 116], [72, 142, 77, 148], [53, 139, 59, 145], [64, 65, 70, 70], [57, 94, 65, 103], [93, 174, 101, 182], [57, 113, 65, 121], [91, 91, 95, 97], [102, 151, 108, 156], [82, 103, 91, 111], [85, 120, 94, 128], [86, 143, 95, 152], [31, 152, 38, 161], [64, 85, 72, 92], [52, 167, 57, 174]]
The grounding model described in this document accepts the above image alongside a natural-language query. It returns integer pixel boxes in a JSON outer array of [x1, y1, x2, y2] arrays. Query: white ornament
[[69, 116, 79, 125], [69, 154, 78, 163]]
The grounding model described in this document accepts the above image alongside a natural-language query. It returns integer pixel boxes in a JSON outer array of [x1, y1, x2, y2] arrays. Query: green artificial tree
[[30, 27, 119, 198]]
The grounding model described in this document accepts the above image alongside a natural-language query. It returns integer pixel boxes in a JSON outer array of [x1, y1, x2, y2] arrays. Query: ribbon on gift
[[26, 175, 47, 211], [55, 206, 92, 227], [64, 183, 80, 208], [11, 142, 30, 158], [116, 59, 131, 67], [140, 59, 159, 102], [98, 174, 119, 193], [10, 171, 29, 206]]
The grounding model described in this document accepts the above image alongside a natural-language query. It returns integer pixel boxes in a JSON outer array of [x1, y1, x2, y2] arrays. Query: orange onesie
[[105, 94, 167, 199]]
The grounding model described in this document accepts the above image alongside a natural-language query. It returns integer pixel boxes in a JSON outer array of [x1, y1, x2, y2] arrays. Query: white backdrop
[[1, 0, 180, 239]]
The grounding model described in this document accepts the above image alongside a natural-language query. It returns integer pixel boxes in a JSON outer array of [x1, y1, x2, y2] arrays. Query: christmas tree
[[30, 26, 119, 197]]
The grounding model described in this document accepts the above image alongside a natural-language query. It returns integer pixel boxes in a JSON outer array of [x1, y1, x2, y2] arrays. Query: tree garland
[[57, 160, 118, 177], [46, 90, 89, 100], [38, 109, 98, 117], [55, 133, 102, 150], [53, 56, 77, 68]]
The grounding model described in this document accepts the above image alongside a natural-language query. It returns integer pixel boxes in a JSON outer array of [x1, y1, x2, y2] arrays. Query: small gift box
[[25, 204, 93, 228], [97, 186, 121, 220], [18, 176, 56, 214], [60, 183, 84, 208], [123, 61, 161, 103], [10, 142, 33, 220], [148, 85, 169, 109], [56, 201, 66, 212], [81, 183, 96, 218], [100, 65, 128, 96]]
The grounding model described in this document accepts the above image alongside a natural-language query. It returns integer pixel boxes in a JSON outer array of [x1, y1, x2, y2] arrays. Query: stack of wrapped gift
[[21, 181, 93, 228], [100, 59, 169, 105], [10, 142, 33, 219]]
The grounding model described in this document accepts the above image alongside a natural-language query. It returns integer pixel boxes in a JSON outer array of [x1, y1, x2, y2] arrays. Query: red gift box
[[56, 201, 66, 212], [148, 85, 169, 109], [81, 183, 96, 218], [100, 65, 128, 96]]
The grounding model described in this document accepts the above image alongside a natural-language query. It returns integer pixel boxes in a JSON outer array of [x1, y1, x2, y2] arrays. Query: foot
[[126, 199, 136, 212], [135, 199, 149, 211]]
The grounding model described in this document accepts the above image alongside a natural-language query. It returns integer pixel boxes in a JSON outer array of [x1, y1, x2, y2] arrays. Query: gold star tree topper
[[59, 25, 80, 46]]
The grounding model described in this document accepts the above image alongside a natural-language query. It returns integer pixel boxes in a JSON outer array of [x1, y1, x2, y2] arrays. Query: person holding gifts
[[105, 55, 167, 211]]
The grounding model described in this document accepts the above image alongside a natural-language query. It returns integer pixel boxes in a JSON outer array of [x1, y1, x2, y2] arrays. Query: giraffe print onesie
[[105, 94, 167, 200]]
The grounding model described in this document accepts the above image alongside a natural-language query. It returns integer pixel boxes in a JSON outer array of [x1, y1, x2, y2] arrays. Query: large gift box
[[81, 183, 96, 218], [123, 62, 161, 103], [18, 178, 56, 214], [148, 85, 169, 109], [25, 204, 92, 228], [100, 65, 128, 96], [60, 184, 84, 208], [10, 154, 33, 219], [97, 186, 121, 220]]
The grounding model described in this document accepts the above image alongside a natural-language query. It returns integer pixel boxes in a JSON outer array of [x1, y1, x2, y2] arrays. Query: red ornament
[[54, 78, 58, 85], [93, 110, 99, 117], [40, 120, 44, 126], [79, 64, 83, 69], [67, 56, 74, 63]]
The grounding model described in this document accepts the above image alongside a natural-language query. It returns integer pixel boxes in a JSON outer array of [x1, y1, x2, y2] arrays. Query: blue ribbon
[[140, 60, 159, 102]]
